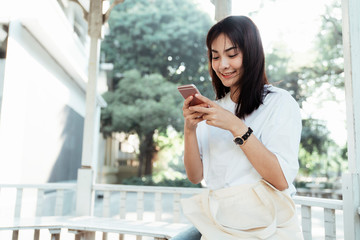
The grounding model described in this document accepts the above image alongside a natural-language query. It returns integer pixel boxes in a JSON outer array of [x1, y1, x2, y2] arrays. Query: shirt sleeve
[[260, 91, 302, 189]]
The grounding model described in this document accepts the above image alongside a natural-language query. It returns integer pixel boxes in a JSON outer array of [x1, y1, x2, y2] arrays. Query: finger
[[205, 119, 215, 126], [192, 112, 205, 119], [183, 107, 201, 117], [201, 114, 217, 126], [185, 111, 204, 120], [185, 114, 204, 124], [201, 113, 214, 122], [183, 96, 193, 109], [194, 94, 217, 107], [194, 118, 204, 124], [188, 105, 214, 114], [191, 102, 210, 108]]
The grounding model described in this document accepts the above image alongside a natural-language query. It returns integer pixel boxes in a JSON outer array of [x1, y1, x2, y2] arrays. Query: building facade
[[0, 0, 105, 184]]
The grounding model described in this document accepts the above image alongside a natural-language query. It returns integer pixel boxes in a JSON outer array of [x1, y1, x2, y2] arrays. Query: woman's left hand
[[189, 94, 246, 134]]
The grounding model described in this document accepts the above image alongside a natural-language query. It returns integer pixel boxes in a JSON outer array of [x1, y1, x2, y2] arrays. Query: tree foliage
[[301, 119, 331, 155], [265, 0, 346, 177], [101, 70, 183, 176], [101, 0, 214, 97], [266, 48, 307, 107], [100, 0, 215, 176], [299, 119, 347, 178], [300, 0, 343, 99]]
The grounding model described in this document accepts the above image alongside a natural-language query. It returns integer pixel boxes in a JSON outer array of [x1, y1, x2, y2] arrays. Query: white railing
[[0, 183, 76, 240], [0, 183, 77, 216], [93, 184, 203, 222], [294, 196, 343, 240], [0, 183, 344, 240]]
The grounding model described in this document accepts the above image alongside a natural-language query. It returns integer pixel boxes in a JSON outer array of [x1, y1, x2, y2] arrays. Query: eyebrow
[[211, 46, 237, 53]]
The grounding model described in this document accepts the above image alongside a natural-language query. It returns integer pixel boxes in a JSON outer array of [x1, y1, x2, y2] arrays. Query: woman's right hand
[[182, 96, 206, 131]]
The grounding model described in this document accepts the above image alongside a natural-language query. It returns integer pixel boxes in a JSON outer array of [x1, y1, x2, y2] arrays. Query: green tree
[[300, 0, 343, 98], [101, 0, 214, 97], [266, 52, 336, 176], [264, 0, 346, 177], [266, 48, 307, 107], [298, 0, 346, 176], [299, 119, 342, 176], [101, 70, 183, 176], [100, 0, 215, 177]]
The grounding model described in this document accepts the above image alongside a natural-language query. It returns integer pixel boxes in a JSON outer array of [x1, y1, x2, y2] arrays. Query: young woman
[[172, 16, 302, 239]]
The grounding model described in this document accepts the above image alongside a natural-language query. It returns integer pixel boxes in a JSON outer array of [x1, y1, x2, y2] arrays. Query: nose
[[219, 57, 229, 70]]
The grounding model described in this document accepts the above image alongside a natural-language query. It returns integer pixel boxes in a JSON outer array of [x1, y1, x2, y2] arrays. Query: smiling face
[[211, 33, 243, 96]]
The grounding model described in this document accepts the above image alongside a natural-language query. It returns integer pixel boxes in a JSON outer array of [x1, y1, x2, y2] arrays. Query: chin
[[219, 76, 240, 87], [220, 80, 236, 88]]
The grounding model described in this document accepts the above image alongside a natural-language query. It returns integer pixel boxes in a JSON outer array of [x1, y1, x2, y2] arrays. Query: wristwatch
[[233, 127, 253, 146]]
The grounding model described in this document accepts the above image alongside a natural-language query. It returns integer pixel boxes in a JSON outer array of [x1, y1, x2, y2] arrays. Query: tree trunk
[[144, 149, 153, 176], [137, 154, 144, 177], [137, 131, 156, 177]]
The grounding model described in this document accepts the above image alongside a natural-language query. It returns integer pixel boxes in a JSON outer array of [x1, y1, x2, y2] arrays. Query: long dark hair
[[206, 16, 269, 119]]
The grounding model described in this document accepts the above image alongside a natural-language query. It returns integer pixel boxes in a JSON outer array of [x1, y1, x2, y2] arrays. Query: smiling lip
[[221, 71, 236, 79]]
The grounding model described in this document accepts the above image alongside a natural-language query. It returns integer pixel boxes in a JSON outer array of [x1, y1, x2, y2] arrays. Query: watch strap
[[233, 127, 253, 145], [241, 127, 253, 141]]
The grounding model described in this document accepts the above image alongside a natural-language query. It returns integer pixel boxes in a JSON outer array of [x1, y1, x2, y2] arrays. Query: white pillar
[[76, 0, 102, 217], [81, 36, 101, 168], [341, 0, 360, 239], [212, 0, 232, 21]]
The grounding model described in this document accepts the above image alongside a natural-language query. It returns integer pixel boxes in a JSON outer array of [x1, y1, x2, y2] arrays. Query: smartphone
[[177, 84, 204, 106]]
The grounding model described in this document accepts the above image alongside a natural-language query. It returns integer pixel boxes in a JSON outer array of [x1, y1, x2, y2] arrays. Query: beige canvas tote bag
[[181, 180, 303, 240]]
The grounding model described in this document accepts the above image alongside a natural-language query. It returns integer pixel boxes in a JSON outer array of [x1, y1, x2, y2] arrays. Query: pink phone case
[[177, 84, 204, 106]]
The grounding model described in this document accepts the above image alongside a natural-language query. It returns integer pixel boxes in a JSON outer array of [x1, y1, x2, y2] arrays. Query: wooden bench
[[0, 216, 191, 240]]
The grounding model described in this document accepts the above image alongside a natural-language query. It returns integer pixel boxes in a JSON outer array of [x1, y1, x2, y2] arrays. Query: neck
[[230, 87, 240, 103]]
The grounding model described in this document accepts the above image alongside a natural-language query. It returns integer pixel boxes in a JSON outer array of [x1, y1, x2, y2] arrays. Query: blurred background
[[99, 0, 345, 197], [0, 0, 345, 199]]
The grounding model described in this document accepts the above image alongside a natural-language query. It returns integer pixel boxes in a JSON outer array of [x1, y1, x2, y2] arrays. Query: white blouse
[[196, 85, 302, 195]]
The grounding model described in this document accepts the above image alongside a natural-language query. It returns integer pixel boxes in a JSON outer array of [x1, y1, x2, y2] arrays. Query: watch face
[[234, 137, 244, 145]]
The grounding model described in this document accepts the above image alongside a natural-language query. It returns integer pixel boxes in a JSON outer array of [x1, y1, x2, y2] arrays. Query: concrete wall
[[0, 0, 108, 185], [0, 21, 86, 183]]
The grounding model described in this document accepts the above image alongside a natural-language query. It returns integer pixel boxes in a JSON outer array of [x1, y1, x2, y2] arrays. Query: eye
[[229, 53, 238, 58], [212, 56, 219, 60]]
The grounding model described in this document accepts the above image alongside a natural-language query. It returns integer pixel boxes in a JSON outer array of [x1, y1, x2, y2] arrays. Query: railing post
[[324, 208, 336, 240], [34, 189, 44, 240], [301, 205, 312, 240], [12, 188, 23, 240], [48, 229, 61, 240], [342, 173, 360, 239], [76, 168, 94, 216]]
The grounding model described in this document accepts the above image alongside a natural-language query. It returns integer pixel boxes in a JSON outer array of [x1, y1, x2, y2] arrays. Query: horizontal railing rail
[[0, 183, 77, 189]]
